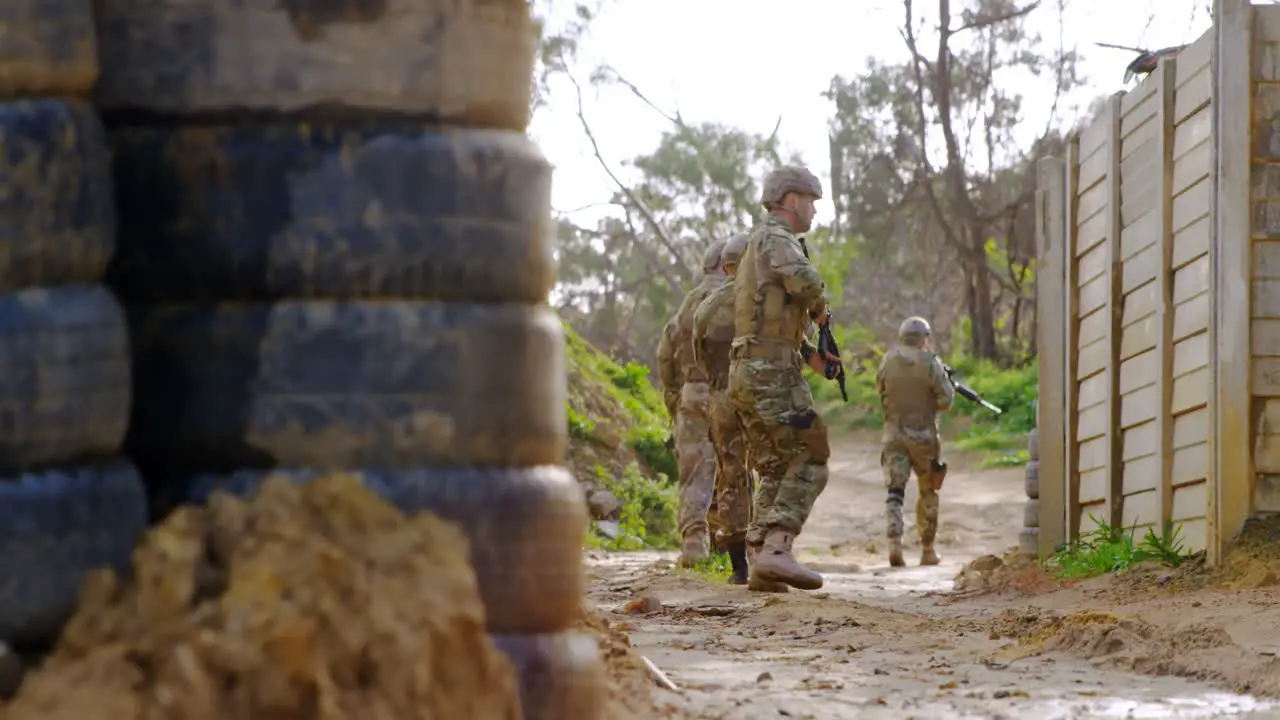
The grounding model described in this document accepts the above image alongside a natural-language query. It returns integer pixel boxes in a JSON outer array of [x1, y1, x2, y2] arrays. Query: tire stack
[[1020, 428, 1040, 556], [93, 2, 603, 718], [0, 2, 148, 656]]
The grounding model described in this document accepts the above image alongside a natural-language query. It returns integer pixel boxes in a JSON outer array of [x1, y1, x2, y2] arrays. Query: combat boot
[[678, 529, 709, 568], [920, 544, 941, 566], [888, 538, 905, 567], [727, 540, 749, 585], [753, 529, 823, 590], [746, 543, 789, 593]]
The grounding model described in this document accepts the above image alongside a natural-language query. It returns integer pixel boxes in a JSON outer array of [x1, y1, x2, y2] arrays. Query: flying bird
[[1095, 42, 1188, 83]]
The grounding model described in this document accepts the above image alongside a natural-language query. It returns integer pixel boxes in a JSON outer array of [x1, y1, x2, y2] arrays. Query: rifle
[[817, 318, 847, 402], [795, 236, 848, 402], [941, 364, 1003, 415]]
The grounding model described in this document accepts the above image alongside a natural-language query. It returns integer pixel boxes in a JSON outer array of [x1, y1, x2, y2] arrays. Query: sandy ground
[[586, 434, 1280, 719]]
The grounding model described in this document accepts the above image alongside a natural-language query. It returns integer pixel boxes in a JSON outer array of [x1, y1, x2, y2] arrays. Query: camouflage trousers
[[881, 425, 942, 544], [728, 354, 830, 546], [675, 380, 716, 537], [706, 386, 752, 545]]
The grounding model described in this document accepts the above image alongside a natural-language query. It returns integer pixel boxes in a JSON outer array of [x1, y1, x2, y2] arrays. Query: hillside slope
[[562, 323, 679, 548]]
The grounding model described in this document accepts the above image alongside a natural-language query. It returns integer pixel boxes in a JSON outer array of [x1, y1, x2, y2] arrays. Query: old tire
[[0, 100, 114, 288], [0, 1, 98, 97], [184, 466, 586, 634], [1024, 460, 1039, 499], [1018, 527, 1040, 557], [1028, 428, 1039, 461], [490, 632, 606, 720], [126, 300, 566, 474], [0, 460, 148, 647], [108, 124, 554, 303], [94, 0, 537, 129], [1024, 498, 1040, 528], [0, 285, 131, 471]]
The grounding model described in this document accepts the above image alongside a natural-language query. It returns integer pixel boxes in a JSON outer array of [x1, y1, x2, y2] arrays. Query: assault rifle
[[796, 236, 848, 402], [817, 318, 847, 402], [941, 364, 1003, 415]]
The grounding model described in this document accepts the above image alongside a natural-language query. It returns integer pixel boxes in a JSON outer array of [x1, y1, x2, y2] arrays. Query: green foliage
[[681, 551, 732, 584], [1047, 517, 1189, 579], [585, 462, 679, 550], [563, 324, 676, 479]]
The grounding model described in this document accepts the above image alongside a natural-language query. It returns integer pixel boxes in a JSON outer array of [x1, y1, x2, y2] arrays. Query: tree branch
[[951, 1, 1040, 33], [563, 62, 691, 285]]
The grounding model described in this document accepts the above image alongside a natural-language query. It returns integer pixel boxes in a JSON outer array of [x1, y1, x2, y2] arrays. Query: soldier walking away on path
[[729, 165, 838, 592], [656, 240, 727, 567], [876, 316, 955, 567], [694, 231, 755, 585]]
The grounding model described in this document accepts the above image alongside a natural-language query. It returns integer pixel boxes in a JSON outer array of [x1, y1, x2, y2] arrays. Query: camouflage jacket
[[733, 214, 826, 357]]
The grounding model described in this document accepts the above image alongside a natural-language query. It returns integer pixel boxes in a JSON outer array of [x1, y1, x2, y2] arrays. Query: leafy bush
[[584, 462, 679, 550]]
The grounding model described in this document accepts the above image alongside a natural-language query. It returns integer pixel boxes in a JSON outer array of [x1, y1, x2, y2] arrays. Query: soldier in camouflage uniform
[[876, 316, 955, 567], [656, 240, 727, 566], [693, 231, 755, 585], [728, 166, 838, 592]]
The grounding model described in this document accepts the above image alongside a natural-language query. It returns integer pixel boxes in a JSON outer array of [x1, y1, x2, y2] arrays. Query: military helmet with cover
[[898, 316, 932, 346], [701, 239, 726, 274], [721, 231, 750, 268], [760, 165, 824, 208]]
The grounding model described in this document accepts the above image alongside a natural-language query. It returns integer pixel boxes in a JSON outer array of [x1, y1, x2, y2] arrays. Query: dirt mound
[[952, 551, 1062, 598], [990, 608, 1280, 697], [1216, 515, 1280, 590], [1, 474, 521, 719]]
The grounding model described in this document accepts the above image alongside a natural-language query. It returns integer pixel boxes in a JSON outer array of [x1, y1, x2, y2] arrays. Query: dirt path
[[586, 436, 1280, 719]]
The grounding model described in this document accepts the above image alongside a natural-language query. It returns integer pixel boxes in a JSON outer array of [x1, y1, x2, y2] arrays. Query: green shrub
[[585, 462, 679, 550]]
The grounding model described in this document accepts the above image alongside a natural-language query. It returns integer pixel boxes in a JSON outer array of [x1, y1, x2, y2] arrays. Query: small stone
[[757, 671, 773, 683], [587, 490, 622, 520]]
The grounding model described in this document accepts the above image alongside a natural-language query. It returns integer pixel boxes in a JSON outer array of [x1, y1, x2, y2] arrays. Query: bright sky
[[529, 0, 1216, 229]]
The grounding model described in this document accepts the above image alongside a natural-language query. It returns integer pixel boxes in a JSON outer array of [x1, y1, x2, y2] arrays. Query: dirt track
[[586, 436, 1280, 719]]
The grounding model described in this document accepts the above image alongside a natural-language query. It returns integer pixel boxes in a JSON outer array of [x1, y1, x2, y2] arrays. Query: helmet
[[760, 166, 823, 208], [898, 316, 932, 345], [701, 239, 726, 274], [721, 232, 750, 267]]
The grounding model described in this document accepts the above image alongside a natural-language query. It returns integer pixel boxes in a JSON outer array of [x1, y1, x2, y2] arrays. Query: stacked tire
[[94, 1, 603, 717], [0, 2, 148, 653], [1020, 428, 1040, 556]]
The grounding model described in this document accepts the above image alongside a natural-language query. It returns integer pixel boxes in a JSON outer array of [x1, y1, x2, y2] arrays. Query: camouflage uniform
[[729, 165, 830, 592], [876, 316, 955, 567], [655, 240, 726, 566], [694, 231, 755, 584]]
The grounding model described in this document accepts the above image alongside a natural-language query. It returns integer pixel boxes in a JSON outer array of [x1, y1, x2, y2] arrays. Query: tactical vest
[[732, 229, 808, 354], [880, 346, 940, 427], [698, 280, 736, 389], [675, 277, 719, 383]]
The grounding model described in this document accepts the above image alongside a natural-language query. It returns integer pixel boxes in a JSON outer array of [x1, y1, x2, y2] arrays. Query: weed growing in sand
[[1048, 516, 1188, 578], [681, 551, 733, 584], [585, 463, 680, 551]]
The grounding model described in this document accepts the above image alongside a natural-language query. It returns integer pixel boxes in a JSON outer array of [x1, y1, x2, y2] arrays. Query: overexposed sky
[[529, 0, 1216, 228]]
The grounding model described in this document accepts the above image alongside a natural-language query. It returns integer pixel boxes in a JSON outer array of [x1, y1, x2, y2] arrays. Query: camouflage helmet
[[721, 232, 750, 268], [760, 165, 824, 208], [898, 316, 932, 345], [702, 239, 726, 274]]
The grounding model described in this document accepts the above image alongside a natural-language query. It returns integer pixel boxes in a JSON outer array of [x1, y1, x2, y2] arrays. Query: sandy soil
[[586, 434, 1280, 719]]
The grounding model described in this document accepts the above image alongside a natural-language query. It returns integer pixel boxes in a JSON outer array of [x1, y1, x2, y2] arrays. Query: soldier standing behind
[[876, 316, 955, 567], [693, 231, 754, 585], [729, 166, 836, 591], [656, 240, 727, 566]]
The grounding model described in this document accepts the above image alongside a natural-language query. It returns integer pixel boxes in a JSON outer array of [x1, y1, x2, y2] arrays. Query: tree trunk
[[961, 236, 999, 361]]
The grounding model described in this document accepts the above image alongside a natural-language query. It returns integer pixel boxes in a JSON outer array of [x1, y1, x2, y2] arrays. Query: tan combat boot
[[753, 529, 823, 590], [745, 543, 789, 593], [888, 538, 905, 567], [678, 529, 709, 568], [920, 544, 941, 566]]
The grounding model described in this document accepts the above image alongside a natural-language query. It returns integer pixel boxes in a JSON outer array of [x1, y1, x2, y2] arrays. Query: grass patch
[[1046, 516, 1189, 579], [583, 462, 679, 551], [563, 325, 676, 480], [680, 550, 733, 584]]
